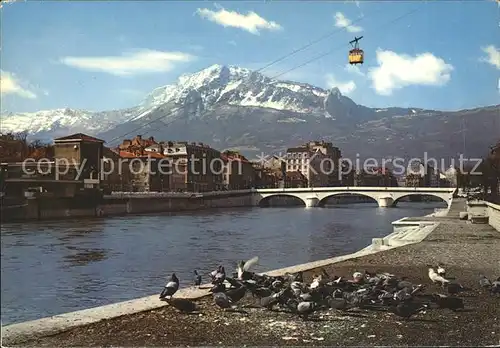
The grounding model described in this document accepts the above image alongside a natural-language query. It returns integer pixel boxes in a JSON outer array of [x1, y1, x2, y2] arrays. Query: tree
[[477, 140, 500, 203]]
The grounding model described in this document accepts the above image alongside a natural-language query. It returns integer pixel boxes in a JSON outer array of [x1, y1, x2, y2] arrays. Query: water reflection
[[1, 202, 445, 324], [62, 248, 110, 267]]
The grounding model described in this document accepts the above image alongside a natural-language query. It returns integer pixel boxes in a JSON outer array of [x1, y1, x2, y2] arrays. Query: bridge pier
[[378, 197, 394, 208], [305, 197, 319, 207]]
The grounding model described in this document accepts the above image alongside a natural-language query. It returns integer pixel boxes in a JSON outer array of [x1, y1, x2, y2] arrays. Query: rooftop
[[118, 151, 166, 159], [54, 133, 105, 143]]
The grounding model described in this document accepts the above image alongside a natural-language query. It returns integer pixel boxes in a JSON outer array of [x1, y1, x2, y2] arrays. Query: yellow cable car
[[348, 36, 364, 65]]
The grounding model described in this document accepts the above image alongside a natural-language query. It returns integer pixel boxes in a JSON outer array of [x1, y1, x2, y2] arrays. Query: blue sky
[[1, 0, 499, 114]]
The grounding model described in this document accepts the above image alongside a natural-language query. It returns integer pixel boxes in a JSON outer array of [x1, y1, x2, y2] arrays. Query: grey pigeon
[[159, 273, 179, 300]]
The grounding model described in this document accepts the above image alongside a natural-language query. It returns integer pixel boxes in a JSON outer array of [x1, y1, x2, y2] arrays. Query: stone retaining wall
[[486, 202, 500, 232], [466, 200, 500, 232], [1, 192, 256, 222]]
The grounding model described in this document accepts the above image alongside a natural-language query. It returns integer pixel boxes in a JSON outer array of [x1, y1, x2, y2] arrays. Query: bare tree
[[13, 131, 28, 144]]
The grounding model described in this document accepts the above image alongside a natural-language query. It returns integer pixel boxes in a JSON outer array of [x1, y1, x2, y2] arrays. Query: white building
[[285, 146, 331, 187], [444, 166, 458, 187]]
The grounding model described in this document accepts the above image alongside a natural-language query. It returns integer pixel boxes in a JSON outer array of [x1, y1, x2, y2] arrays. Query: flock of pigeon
[[159, 257, 500, 321]]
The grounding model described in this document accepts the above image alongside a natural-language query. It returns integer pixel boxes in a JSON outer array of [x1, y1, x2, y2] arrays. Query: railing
[[105, 189, 254, 199], [104, 186, 456, 199], [255, 186, 456, 192]]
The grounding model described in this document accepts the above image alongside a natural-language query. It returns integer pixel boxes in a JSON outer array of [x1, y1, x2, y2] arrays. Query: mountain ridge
[[1, 64, 498, 160]]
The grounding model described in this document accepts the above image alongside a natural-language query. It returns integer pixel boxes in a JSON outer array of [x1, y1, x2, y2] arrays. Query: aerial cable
[[107, 3, 424, 145], [107, 18, 375, 145], [271, 4, 423, 80], [256, 10, 375, 73]]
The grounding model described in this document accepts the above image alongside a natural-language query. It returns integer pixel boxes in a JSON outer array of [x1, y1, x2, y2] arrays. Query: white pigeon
[[437, 265, 446, 277], [428, 267, 449, 287], [310, 274, 322, 289], [237, 256, 259, 280], [353, 272, 364, 283]]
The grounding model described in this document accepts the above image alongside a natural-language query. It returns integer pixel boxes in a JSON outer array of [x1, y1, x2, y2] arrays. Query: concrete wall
[[466, 200, 488, 218], [466, 200, 500, 232], [486, 202, 500, 232], [1, 191, 256, 222]]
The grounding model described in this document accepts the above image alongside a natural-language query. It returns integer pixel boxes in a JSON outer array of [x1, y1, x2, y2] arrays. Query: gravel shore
[[7, 200, 500, 347]]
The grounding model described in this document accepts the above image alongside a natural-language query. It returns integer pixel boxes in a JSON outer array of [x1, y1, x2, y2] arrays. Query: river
[[1, 201, 446, 325]]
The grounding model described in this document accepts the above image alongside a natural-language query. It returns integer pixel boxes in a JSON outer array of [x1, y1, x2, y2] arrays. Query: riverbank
[[1, 187, 454, 223], [6, 199, 499, 346], [2, 202, 442, 327], [1, 190, 255, 222]]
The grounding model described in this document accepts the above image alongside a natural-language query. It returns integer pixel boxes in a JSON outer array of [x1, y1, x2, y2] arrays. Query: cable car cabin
[[348, 48, 364, 65]]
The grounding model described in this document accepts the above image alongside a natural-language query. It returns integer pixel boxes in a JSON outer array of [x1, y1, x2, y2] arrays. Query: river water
[[1, 201, 445, 325]]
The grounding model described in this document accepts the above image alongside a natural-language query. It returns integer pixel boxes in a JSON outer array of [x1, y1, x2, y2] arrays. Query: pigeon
[[327, 297, 349, 311], [446, 282, 464, 295], [159, 273, 180, 300], [213, 292, 232, 309], [352, 272, 364, 284], [431, 294, 464, 312], [309, 274, 322, 289], [193, 270, 202, 286], [437, 265, 446, 277], [428, 268, 449, 287], [213, 266, 226, 284], [260, 291, 284, 310], [225, 283, 247, 303], [210, 265, 225, 284], [165, 298, 198, 313], [296, 301, 317, 320], [479, 275, 492, 288], [237, 256, 259, 280], [391, 302, 428, 319], [491, 277, 500, 294]]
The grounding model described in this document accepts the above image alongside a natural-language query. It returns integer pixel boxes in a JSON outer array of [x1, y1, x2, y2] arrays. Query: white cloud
[[334, 12, 362, 33], [480, 45, 500, 70], [368, 49, 453, 96], [196, 6, 282, 34], [60, 49, 195, 76], [228, 40, 237, 46], [344, 64, 365, 77], [0, 0, 22, 9], [325, 74, 356, 95], [0, 70, 37, 99]]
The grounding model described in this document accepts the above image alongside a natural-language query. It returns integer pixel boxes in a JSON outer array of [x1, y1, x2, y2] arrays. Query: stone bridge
[[254, 187, 456, 208]]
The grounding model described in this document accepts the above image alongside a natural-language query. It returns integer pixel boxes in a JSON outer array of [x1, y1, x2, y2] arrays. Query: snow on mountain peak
[[1, 63, 358, 139], [141, 64, 254, 109]]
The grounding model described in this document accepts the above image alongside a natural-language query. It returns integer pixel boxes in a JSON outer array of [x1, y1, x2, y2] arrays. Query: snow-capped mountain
[[0, 107, 141, 141], [134, 64, 360, 122], [1, 64, 367, 137], [1, 64, 498, 159]]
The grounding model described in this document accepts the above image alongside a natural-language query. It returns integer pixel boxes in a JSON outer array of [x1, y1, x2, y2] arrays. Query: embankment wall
[[1, 191, 256, 223], [1, 190, 379, 223], [486, 202, 500, 232], [466, 200, 500, 232]]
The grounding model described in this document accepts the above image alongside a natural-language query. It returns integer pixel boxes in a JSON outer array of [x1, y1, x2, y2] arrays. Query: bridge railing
[[254, 186, 456, 193]]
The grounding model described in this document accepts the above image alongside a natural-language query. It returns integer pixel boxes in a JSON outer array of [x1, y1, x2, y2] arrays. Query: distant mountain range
[[1, 64, 499, 161]]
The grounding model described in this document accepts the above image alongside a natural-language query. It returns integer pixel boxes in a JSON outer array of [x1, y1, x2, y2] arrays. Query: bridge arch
[[254, 187, 455, 209], [317, 192, 378, 207], [258, 194, 307, 207], [391, 193, 449, 207]]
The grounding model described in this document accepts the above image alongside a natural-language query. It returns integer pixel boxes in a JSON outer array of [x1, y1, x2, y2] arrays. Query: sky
[[1, 0, 499, 114]]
